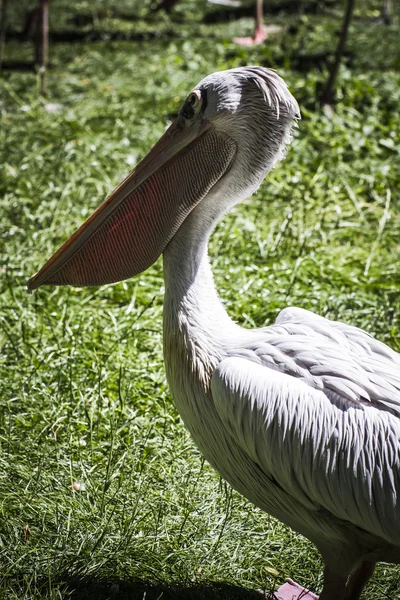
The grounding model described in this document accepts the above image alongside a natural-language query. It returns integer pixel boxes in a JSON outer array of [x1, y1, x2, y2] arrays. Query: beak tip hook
[[27, 275, 39, 293]]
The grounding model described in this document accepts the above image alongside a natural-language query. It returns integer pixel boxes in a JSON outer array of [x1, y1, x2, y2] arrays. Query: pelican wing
[[245, 307, 400, 417], [211, 356, 400, 547]]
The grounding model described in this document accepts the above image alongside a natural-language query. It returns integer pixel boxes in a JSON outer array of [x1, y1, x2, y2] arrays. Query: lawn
[[0, 1, 400, 598]]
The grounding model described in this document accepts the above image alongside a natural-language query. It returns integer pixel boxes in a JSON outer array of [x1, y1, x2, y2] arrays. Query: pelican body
[[28, 67, 400, 600]]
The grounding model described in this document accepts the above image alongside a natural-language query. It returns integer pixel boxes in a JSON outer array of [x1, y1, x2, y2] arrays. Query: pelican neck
[[162, 205, 235, 333]]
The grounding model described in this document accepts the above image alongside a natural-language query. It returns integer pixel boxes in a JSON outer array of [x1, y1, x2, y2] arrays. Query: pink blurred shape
[[269, 579, 319, 600], [234, 25, 267, 46]]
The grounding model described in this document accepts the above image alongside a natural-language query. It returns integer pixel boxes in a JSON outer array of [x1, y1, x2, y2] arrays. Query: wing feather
[[244, 307, 400, 416], [211, 356, 400, 547]]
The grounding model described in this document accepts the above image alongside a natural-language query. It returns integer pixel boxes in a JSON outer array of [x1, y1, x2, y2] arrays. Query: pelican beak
[[28, 115, 236, 291]]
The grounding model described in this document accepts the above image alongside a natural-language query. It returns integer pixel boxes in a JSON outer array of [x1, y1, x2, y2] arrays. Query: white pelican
[[28, 67, 400, 600]]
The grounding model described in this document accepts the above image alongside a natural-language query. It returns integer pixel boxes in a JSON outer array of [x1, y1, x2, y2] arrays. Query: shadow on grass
[[6, 29, 177, 43], [61, 576, 267, 600]]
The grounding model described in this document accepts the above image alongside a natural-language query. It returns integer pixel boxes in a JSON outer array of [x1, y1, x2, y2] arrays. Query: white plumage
[[29, 67, 400, 600]]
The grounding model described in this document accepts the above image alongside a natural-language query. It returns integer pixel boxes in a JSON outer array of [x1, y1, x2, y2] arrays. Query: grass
[[1, 1, 400, 598]]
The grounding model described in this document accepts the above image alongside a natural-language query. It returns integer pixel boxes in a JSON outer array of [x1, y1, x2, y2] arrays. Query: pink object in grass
[[234, 25, 267, 46], [269, 579, 319, 600]]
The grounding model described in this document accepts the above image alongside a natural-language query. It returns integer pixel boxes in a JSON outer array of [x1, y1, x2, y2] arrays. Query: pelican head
[[193, 67, 299, 185], [28, 67, 299, 291]]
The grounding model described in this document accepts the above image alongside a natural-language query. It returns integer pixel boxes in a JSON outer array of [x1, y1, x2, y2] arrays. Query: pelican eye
[[187, 90, 201, 109], [181, 89, 203, 120]]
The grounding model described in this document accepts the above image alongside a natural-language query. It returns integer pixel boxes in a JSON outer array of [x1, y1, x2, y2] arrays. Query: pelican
[[28, 67, 400, 600]]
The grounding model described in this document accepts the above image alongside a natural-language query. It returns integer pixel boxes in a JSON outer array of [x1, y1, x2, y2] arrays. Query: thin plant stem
[[319, 0, 356, 106]]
